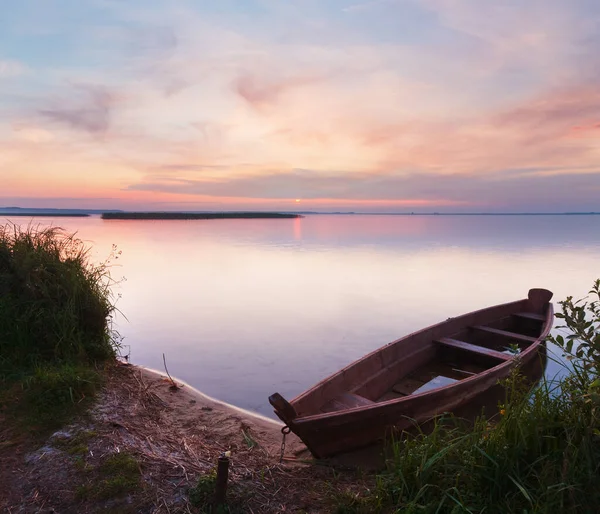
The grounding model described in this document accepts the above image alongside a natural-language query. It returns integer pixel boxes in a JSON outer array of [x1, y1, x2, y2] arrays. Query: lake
[[3, 214, 598, 418]]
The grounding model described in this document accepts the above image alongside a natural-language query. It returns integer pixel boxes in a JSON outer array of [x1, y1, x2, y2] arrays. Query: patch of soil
[[0, 363, 375, 513]]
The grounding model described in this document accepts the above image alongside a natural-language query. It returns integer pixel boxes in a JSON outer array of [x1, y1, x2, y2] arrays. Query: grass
[[189, 471, 218, 510], [76, 452, 142, 501], [0, 224, 118, 371], [242, 428, 259, 449], [0, 223, 119, 432], [189, 471, 238, 514], [0, 363, 105, 434], [53, 429, 98, 456], [332, 368, 600, 514]]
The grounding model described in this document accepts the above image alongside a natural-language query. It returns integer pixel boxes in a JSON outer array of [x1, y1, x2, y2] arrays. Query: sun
[[295, 199, 301, 203]]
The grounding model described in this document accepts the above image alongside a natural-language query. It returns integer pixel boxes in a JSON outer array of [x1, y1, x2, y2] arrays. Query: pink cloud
[[234, 72, 329, 109], [38, 84, 119, 135], [494, 86, 600, 130]]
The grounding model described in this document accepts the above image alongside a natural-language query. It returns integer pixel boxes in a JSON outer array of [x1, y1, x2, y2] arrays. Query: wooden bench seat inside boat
[[320, 392, 374, 413], [436, 337, 512, 362], [447, 319, 541, 353], [512, 312, 545, 322], [470, 325, 538, 343]]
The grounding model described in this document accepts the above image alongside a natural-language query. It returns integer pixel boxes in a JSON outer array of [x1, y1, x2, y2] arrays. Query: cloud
[[154, 164, 231, 172], [123, 166, 600, 211], [410, 0, 600, 110], [38, 84, 116, 135], [3, 1, 600, 212], [570, 123, 600, 137], [333, 81, 600, 175], [234, 70, 333, 109], [494, 86, 600, 131], [0, 59, 28, 77]]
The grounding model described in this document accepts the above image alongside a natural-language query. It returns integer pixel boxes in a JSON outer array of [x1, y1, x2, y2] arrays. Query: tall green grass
[[0, 224, 119, 430], [336, 369, 600, 513], [0, 224, 118, 373]]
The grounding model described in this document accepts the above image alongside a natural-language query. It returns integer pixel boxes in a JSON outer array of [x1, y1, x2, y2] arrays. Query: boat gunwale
[[289, 300, 554, 425]]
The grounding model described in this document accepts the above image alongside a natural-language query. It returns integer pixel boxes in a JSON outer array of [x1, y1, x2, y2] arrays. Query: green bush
[[0, 224, 118, 373], [550, 279, 600, 402]]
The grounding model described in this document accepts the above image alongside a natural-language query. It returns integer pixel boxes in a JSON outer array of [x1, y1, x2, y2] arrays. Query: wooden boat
[[269, 288, 553, 458]]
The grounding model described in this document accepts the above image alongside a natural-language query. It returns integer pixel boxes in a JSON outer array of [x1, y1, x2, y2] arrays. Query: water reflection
[[3, 214, 598, 417]]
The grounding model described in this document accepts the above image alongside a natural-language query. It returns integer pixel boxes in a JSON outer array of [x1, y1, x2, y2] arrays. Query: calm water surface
[[5, 214, 599, 417]]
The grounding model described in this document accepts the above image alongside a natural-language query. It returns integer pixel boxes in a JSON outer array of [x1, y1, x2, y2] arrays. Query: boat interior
[[317, 310, 547, 415]]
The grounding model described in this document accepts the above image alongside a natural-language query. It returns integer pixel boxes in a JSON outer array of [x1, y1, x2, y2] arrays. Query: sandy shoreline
[[0, 361, 377, 512], [135, 364, 306, 459], [2, 361, 341, 513]]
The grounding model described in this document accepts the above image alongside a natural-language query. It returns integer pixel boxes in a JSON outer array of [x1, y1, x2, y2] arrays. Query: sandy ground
[[0, 362, 370, 513], [136, 364, 307, 459]]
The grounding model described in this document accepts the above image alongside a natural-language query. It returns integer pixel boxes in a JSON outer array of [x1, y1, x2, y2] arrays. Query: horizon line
[[0, 206, 599, 216]]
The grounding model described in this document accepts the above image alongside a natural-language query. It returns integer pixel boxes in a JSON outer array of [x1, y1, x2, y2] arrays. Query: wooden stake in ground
[[214, 452, 230, 507]]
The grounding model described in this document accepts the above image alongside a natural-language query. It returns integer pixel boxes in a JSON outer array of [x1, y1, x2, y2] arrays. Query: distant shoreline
[[100, 212, 303, 220], [0, 213, 90, 217], [1, 209, 599, 218]]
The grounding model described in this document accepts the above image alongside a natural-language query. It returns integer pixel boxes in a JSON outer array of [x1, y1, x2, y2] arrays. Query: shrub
[[549, 279, 600, 395], [0, 224, 118, 373]]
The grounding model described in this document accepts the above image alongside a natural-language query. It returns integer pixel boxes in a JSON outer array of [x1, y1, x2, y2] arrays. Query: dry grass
[[0, 363, 372, 513]]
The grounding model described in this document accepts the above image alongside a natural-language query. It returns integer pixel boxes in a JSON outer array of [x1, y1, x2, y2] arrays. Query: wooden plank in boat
[[451, 367, 477, 377], [446, 360, 487, 375], [437, 337, 512, 362], [420, 361, 477, 381], [412, 375, 458, 395], [378, 390, 406, 402], [471, 325, 538, 343], [392, 377, 426, 396], [320, 392, 374, 413], [512, 312, 545, 322]]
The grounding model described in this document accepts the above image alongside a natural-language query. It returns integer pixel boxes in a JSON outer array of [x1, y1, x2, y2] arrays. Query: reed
[[0, 224, 119, 429]]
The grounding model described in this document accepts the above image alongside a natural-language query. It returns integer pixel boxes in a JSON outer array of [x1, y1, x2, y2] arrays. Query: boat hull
[[270, 290, 554, 458]]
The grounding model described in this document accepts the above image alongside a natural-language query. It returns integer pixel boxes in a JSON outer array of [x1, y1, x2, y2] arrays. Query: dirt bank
[[0, 362, 370, 513]]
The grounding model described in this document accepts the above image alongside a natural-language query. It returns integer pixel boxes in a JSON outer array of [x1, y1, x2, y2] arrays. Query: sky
[[1, 0, 600, 213]]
